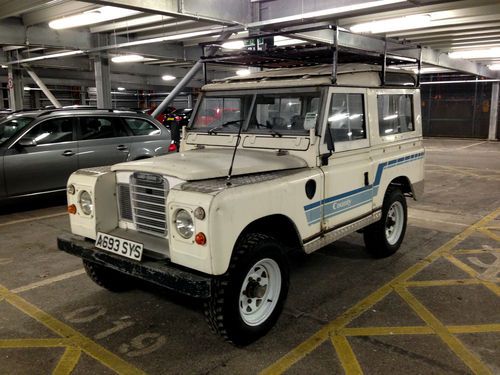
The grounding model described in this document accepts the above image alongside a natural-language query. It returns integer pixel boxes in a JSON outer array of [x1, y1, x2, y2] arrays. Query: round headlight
[[79, 191, 93, 215], [175, 209, 194, 239]]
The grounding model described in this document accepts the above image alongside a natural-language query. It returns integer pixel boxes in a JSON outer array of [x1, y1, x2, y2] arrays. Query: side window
[[124, 118, 161, 136], [22, 118, 74, 145], [325, 93, 366, 144], [79, 117, 128, 140], [377, 94, 414, 136]]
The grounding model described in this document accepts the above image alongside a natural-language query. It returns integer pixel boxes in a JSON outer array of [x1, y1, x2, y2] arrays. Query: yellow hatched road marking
[[478, 228, 500, 242], [260, 207, 500, 374], [396, 286, 492, 375], [53, 346, 82, 375], [0, 285, 146, 375], [448, 324, 500, 334], [453, 249, 500, 254], [0, 338, 70, 348], [340, 326, 433, 336], [330, 335, 363, 374], [404, 279, 480, 287]]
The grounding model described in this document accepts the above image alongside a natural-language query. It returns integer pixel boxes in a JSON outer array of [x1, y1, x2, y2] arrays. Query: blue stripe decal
[[304, 152, 424, 225]]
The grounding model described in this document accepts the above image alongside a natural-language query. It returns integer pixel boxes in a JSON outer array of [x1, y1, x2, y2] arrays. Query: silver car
[[0, 108, 172, 199]]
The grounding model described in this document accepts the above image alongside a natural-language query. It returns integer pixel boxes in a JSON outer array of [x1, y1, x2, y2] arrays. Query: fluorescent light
[[1, 65, 7, 68], [49, 6, 139, 30], [384, 114, 398, 120], [162, 75, 176, 81], [222, 40, 245, 50], [24, 86, 31, 91], [350, 14, 431, 34], [112, 54, 145, 63], [449, 48, 500, 59], [120, 29, 221, 48], [236, 69, 251, 77], [489, 63, 500, 71], [117, 87, 126, 91], [274, 36, 305, 47]]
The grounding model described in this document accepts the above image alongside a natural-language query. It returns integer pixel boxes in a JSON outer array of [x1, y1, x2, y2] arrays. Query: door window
[[324, 93, 366, 150], [377, 94, 414, 136], [79, 117, 128, 140], [22, 118, 74, 145], [124, 118, 161, 136]]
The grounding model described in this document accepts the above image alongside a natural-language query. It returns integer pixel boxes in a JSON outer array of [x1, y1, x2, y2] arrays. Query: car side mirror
[[17, 137, 37, 147]]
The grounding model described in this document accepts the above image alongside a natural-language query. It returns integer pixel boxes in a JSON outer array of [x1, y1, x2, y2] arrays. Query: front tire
[[204, 233, 289, 346], [364, 188, 407, 258], [83, 260, 134, 292]]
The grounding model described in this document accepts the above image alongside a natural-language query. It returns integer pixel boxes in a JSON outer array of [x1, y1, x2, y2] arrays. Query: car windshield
[[191, 90, 321, 135], [0, 116, 35, 146]]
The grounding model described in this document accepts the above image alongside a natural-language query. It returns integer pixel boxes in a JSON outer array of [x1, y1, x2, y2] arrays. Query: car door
[[76, 116, 131, 169], [122, 117, 169, 157], [3, 117, 78, 196], [319, 88, 374, 230]]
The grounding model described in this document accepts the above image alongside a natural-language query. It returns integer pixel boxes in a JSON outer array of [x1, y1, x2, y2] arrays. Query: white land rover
[[58, 63, 424, 345]]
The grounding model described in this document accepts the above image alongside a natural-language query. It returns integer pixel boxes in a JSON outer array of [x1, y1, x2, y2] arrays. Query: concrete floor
[[0, 138, 499, 375]]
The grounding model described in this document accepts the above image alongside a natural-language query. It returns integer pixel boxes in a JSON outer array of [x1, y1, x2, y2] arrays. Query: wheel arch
[[237, 214, 304, 254], [388, 175, 417, 200]]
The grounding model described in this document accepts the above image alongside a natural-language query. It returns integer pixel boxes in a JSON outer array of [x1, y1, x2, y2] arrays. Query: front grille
[[118, 184, 133, 221], [130, 173, 168, 236]]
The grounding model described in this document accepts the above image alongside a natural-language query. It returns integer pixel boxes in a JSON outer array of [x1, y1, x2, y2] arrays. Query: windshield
[[191, 90, 321, 135], [0, 116, 35, 147]]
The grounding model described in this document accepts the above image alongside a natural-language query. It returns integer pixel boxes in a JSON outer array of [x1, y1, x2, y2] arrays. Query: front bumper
[[57, 234, 211, 298]]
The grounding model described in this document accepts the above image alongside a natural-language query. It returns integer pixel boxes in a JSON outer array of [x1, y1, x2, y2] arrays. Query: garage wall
[[421, 81, 496, 139]]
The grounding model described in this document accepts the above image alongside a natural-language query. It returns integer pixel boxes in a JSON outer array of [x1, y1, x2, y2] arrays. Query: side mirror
[[17, 137, 37, 147]]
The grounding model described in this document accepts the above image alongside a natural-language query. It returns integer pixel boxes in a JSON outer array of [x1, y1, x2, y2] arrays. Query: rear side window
[[124, 118, 161, 136], [23, 118, 74, 145], [377, 94, 414, 136], [325, 93, 366, 143], [79, 117, 129, 140]]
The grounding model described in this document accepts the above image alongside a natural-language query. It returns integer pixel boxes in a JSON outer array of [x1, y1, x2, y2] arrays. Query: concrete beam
[[0, 0, 53, 20], [80, 0, 250, 25], [22, 1, 97, 26]]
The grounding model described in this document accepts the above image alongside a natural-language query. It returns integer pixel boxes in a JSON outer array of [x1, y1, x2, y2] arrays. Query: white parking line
[[0, 212, 67, 228], [458, 141, 487, 150], [11, 269, 85, 294]]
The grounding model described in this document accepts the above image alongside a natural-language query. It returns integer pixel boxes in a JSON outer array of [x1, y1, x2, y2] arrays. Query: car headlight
[[175, 209, 194, 239], [79, 190, 93, 215]]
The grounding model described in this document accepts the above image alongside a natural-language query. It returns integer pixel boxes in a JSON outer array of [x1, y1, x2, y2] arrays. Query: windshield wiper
[[208, 119, 243, 135]]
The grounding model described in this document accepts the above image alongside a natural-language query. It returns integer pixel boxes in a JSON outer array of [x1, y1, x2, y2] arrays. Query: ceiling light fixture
[[274, 36, 305, 47], [49, 6, 140, 30], [1, 65, 7, 68], [236, 69, 251, 77], [222, 40, 245, 50], [111, 54, 145, 63], [350, 14, 431, 34], [162, 75, 176, 81], [489, 63, 500, 71], [449, 48, 500, 59], [117, 87, 126, 91]]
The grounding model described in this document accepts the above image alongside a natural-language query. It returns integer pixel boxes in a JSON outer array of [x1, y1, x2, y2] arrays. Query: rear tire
[[83, 260, 134, 292], [204, 233, 289, 346], [364, 188, 407, 258]]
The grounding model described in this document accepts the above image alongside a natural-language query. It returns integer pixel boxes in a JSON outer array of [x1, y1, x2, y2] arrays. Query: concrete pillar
[[488, 82, 498, 141], [80, 86, 87, 105], [93, 54, 112, 109], [7, 65, 23, 110], [187, 94, 193, 109]]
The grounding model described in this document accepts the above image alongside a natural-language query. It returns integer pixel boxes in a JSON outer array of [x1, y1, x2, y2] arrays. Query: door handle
[[364, 172, 369, 186], [116, 145, 128, 151], [62, 150, 75, 157]]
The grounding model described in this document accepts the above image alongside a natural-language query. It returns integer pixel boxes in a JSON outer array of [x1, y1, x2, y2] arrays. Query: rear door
[[122, 117, 169, 157], [76, 116, 131, 169], [4, 117, 78, 196]]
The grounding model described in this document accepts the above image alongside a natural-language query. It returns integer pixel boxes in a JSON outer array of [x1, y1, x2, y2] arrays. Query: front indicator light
[[174, 209, 194, 239], [194, 207, 205, 220], [195, 232, 206, 245], [79, 190, 93, 215], [68, 204, 77, 214], [67, 184, 75, 195]]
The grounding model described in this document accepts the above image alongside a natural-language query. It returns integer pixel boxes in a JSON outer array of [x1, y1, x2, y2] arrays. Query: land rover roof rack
[[200, 24, 422, 87]]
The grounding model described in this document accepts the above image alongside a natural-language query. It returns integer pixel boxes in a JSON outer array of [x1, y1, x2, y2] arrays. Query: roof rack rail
[[36, 107, 145, 117], [199, 23, 422, 87]]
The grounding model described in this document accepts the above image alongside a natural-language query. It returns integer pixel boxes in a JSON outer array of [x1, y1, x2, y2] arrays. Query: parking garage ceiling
[[0, 0, 499, 90]]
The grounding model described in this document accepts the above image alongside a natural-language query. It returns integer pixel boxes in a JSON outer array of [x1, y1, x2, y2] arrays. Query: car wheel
[[83, 260, 134, 292], [363, 188, 407, 258], [204, 233, 289, 346]]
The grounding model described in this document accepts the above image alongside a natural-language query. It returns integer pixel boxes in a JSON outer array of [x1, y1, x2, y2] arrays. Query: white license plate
[[95, 232, 143, 261]]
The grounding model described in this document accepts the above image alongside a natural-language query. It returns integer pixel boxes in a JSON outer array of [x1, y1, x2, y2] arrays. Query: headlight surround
[[175, 209, 194, 239], [79, 190, 93, 216]]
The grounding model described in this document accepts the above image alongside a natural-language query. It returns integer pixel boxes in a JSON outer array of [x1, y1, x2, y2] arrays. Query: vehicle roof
[[203, 63, 416, 91], [2, 108, 153, 121]]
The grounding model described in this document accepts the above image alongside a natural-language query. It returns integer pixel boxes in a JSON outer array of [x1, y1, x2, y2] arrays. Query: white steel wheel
[[385, 201, 405, 245], [239, 258, 282, 326]]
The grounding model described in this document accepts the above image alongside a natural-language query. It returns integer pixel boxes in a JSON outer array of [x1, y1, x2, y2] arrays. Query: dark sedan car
[[0, 108, 172, 199]]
